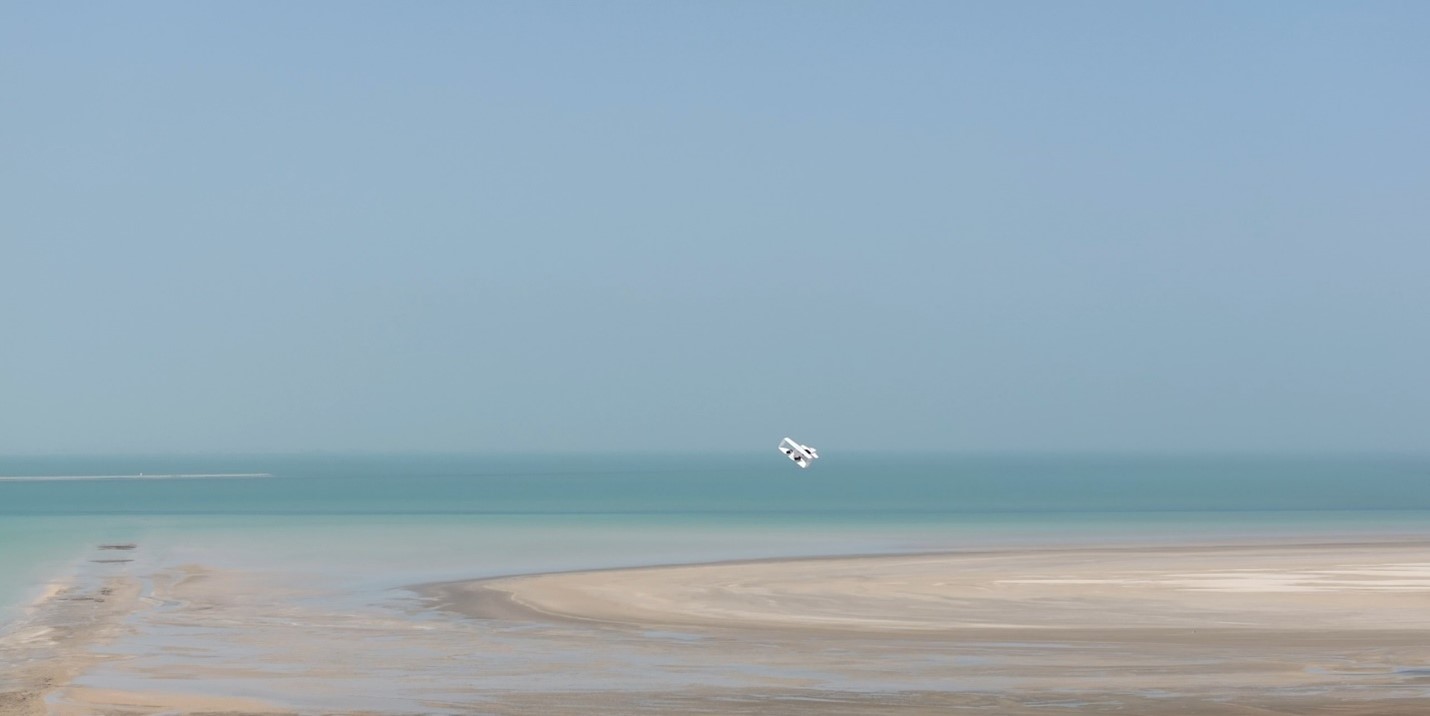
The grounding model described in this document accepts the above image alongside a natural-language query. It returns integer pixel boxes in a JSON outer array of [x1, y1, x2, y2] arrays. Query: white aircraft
[[778, 437, 819, 468]]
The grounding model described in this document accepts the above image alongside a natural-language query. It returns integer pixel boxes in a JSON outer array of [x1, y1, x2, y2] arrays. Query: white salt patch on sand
[[1003, 562, 1430, 593]]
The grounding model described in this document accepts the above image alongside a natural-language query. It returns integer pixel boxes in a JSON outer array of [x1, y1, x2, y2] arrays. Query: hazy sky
[[3, 2, 1426, 455]]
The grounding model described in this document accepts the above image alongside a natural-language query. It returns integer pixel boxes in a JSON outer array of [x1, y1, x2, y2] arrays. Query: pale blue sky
[[2, 2, 1426, 454]]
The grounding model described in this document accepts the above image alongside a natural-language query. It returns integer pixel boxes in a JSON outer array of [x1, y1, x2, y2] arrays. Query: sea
[[3, 452, 1430, 631]]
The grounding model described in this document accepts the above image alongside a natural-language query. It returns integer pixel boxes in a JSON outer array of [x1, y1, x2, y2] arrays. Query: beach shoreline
[[9, 535, 1430, 715]]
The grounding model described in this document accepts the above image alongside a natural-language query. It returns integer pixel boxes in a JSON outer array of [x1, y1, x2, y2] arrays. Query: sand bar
[[434, 540, 1430, 637], [0, 575, 142, 716], [0, 473, 272, 482]]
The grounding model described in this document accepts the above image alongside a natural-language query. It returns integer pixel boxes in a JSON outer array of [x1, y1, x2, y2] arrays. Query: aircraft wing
[[778, 437, 818, 468]]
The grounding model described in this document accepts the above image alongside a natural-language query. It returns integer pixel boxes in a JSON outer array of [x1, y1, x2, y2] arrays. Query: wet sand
[[7, 539, 1430, 714], [0, 572, 143, 716]]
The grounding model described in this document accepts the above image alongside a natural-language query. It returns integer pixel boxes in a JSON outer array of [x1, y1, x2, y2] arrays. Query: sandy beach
[[6, 538, 1430, 714]]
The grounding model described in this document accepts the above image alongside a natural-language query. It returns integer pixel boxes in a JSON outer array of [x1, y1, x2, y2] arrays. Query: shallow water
[[4, 452, 1430, 626]]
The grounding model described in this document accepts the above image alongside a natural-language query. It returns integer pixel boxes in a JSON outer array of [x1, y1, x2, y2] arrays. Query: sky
[[2, 2, 1427, 455]]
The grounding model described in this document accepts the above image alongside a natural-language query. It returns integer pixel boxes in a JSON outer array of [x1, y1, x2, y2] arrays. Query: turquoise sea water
[[3, 453, 1430, 628]]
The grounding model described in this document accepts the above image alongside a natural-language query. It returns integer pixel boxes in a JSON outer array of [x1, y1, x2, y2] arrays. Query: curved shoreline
[[420, 537, 1430, 637]]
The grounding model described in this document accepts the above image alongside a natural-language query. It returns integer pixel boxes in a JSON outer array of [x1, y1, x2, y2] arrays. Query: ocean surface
[[3, 452, 1430, 629]]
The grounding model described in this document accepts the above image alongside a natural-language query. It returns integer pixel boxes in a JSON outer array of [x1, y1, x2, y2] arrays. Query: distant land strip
[[0, 472, 274, 482]]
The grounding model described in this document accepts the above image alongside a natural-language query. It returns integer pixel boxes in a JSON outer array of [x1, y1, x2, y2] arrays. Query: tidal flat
[[6, 538, 1430, 715]]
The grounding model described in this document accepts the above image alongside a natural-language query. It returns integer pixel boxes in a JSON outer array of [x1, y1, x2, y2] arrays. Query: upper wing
[[778, 438, 815, 467]]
